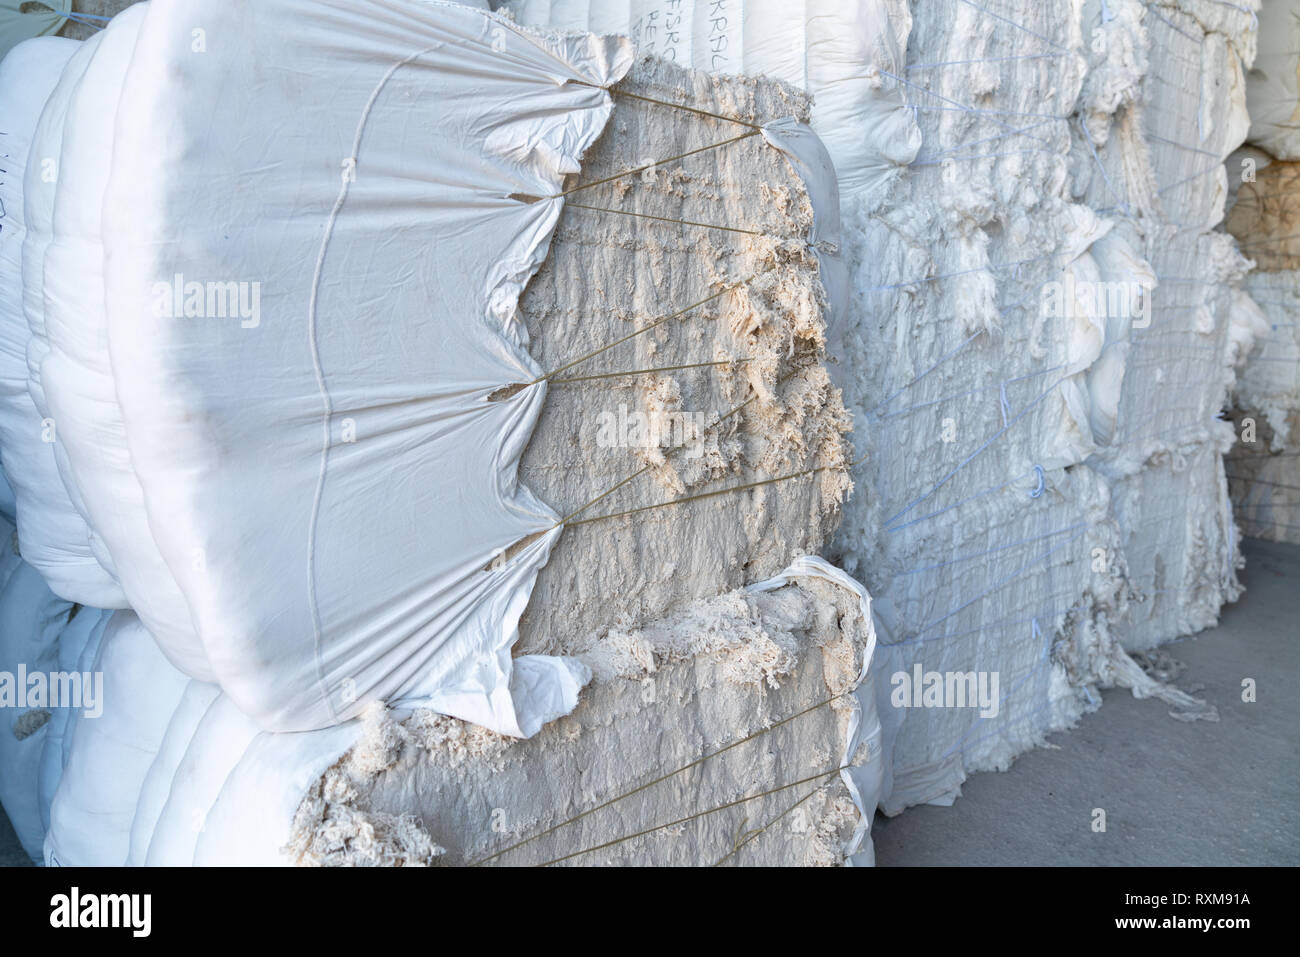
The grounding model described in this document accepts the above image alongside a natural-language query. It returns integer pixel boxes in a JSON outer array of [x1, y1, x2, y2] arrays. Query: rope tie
[[711, 783, 827, 867], [549, 130, 761, 199], [534, 766, 843, 867], [564, 455, 859, 530], [468, 690, 850, 865], [526, 273, 761, 388], [564, 202, 763, 236], [610, 88, 762, 130], [882, 372, 1069, 528], [548, 363, 805, 528], [549, 357, 749, 386]]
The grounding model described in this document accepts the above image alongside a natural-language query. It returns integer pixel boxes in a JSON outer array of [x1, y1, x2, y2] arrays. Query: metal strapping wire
[[1225, 476, 1300, 493], [956, 0, 1070, 52], [534, 766, 843, 867], [550, 358, 749, 386], [467, 690, 848, 865], [564, 202, 763, 236], [550, 363, 804, 527], [712, 782, 827, 867], [610, 88, 763, 130], [530, 272, 760, 386], [566, 454, 861, 530], [551, 130, 761, 198]]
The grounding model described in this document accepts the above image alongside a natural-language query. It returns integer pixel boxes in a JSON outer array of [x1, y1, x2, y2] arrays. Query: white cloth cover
[[35, 605, 111, 833], [0, 1, 69, 62], [44, 611, 190, 866], [507, 0, 922, 192], [1246, 2, 1300, 160], [0, 36, 124, 607], [40, 3, 214, 678], [189, 722, 361, 866], [100, 0, 632, 735], [124, 680, 219, 866], [122, 681, 357, 867], [20, 33, 125, 604], [747, 556, 883, 866], [760, 118, 850, 356], [140, 694, 263, 866], [0, 557, 71, 860], [129, 555, 865, 867]]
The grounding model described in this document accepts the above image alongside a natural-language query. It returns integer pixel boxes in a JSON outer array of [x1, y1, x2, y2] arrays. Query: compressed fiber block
[[1244, 0, 1300, 162], [514, 52, 852, 660], [287, 567, 881, 867], [832, 0, 1256, 809]]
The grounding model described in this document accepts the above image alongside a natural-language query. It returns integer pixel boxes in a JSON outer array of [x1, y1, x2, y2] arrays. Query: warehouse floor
[[2, 538, 1295, 867], [874, 537, 1299, 866]]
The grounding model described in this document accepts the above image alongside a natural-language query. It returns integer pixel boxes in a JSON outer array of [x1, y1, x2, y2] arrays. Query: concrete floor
[[873, 537, 1299, 866], [1, 539, 1295, 866]]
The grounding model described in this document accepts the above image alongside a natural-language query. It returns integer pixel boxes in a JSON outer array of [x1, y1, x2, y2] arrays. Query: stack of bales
[[1, 0, 879, 866], [0, 0, 1279, 866], [1225, 0, 1300, 545], [508, 0, 1262, 814]]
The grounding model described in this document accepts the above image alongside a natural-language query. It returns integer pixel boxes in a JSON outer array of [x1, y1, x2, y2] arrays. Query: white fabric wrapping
[[40, 3, 214, 678], [0, 559, 70, 860], [35, 605, 111, 833], [100, 0, 632, 734], [1, 36, 124, 607], [1246, 2, 1300, 160], [506, 0, 922, 192], [0, 1, 69, 62], [141, 695, 263, 866], [44, 611, 190, 866], [125, 680, 221, 867], [21, 33, 127, 605], [191, 722, 361, 866], [747, 556, 883, 866]]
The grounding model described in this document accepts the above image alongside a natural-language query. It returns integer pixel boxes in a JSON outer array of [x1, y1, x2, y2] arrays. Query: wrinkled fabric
[[100, 0, 632, 734]]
